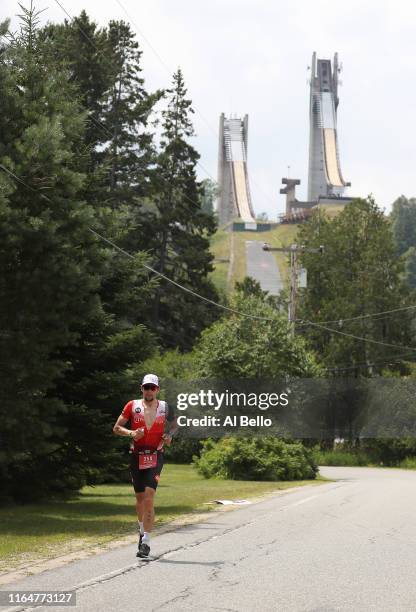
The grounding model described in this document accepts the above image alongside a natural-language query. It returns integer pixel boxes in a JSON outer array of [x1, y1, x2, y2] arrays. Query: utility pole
[[263, 243, 324, 334]]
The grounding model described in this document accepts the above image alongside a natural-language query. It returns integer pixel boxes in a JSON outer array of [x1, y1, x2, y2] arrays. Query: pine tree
[[41, 15, 162, 220], [147, 69, 219, 349], [103, 20, 162, 208], [0, 4, 112, 500], [39, 13, 164, 446], [0, 6, 162, 500], [44, 14, 165, 324], [41, 10, 111, 150]]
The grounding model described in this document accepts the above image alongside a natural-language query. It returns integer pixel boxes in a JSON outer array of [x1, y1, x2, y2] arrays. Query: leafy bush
[[193, 437, 318, 481]]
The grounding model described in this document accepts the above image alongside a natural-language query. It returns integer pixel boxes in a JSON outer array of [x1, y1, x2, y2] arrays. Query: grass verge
[[1, 464, 327, 571]]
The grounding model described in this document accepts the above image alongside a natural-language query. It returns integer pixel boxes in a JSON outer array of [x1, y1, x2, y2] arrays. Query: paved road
[[245, 240, 282, 295], [3, 467, 416, 611]]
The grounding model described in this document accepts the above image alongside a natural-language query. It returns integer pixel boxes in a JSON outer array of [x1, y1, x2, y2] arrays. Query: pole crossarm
[[261, 243, 324, 333]]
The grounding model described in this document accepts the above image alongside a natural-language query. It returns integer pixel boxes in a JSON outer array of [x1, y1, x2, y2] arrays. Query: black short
[[129, 452, 164, 493]]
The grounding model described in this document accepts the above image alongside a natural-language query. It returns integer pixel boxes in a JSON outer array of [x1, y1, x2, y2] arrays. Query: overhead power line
[[1, 165, 415, 355], [0, 163, 53, 202], [113, 0, 276, 201], [0, 161, 277, 321], [114, 0, 219, 179], [50, 0, 217, 210], [306, 320, 416, 351], [1, 160, 414, 346], [87, 228, 277, 321], [297, 304, 416, 328], [322, 350, 416, 373], [53, 0, 97, 49]]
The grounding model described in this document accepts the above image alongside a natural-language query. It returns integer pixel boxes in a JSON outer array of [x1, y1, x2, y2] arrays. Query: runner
[[113, 374, 177, 558]]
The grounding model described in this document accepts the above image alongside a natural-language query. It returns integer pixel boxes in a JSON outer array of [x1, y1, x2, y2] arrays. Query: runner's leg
[[135, 492, 145, 537], [138, 453, 163, 556], [130, 455, 145, 542], [135, 492, 145, 522], [143, 486, 155, 533]]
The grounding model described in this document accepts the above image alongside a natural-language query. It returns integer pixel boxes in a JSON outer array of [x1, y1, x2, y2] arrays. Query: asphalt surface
[[245, 240, 282, 295], [3, 466, 416, 612]]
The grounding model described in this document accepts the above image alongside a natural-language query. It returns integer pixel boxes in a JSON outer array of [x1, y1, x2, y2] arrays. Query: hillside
[[210, 223, 299, 294]]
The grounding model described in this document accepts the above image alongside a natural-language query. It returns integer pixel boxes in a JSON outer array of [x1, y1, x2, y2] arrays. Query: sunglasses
[[143, 384, 158, 391]]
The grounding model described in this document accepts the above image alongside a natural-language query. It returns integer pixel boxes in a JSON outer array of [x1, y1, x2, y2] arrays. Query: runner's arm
[[112, 414, 137, 438]]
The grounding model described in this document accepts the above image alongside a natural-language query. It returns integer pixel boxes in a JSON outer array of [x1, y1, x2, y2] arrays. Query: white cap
[[142, 373, 159, 387]]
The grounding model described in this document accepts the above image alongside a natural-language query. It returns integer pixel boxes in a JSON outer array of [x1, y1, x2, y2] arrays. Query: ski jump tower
[[307, 52, 350, 201], [217, 113, 256, 225]]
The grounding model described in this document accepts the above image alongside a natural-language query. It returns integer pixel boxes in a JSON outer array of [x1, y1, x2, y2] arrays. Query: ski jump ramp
[[217, 114, 256, 225], [307, 52, 350, 201]]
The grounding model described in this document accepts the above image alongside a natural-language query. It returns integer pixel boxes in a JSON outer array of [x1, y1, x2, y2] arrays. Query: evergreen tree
[[147, 69, 219, 349], [103, 20, 162, 208], [0, 5, 107, 500], [39, 13, 164, 436], [43, 13, 170, 479], [41, 11, 111, 150], [50, 14, 164, 323]]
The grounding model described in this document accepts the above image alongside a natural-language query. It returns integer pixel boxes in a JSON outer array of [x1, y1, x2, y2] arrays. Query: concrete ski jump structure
[[217, 114, 256, 226], [307, 52, 350, 201], [280, 51, 354, 223]]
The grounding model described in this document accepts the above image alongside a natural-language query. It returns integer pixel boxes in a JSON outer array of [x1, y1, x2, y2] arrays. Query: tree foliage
[[0, 5, 109, 500], [391, 195, 416, 256], [296, 198, 413, 374], [144, 68, 219, 349], [0, 7, 219, 501], [194, 292, 318, 378]]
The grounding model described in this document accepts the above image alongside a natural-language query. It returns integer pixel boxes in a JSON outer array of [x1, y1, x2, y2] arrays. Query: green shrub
[[193, 437, 318, 481]]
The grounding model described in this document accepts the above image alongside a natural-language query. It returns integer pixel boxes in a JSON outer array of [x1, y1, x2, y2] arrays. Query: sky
[[3, 0, 416, 219]]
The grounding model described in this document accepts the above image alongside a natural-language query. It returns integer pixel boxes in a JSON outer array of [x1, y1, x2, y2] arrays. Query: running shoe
[[137, 542, 150, 558]]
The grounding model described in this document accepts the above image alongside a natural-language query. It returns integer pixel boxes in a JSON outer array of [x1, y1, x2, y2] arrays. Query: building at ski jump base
[[216, 52, 356, 229]]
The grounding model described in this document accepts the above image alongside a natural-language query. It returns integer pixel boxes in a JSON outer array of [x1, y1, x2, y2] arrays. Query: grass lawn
[[1, 464, 327, 571]]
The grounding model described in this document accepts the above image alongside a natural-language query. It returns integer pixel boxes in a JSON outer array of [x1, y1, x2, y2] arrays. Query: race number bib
[[138, 452, 157, 470]]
